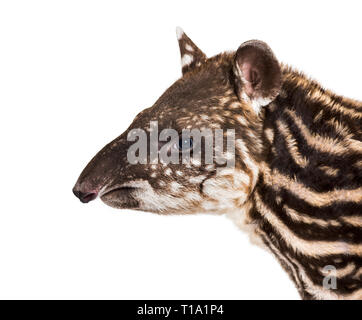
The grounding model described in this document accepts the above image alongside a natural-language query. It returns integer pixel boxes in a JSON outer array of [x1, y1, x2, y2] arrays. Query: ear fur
[[176, 27, 207, 75], [234, 40, 281, 113]]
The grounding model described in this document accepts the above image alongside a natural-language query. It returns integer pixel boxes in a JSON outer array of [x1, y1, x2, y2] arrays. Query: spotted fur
[[74, 28, 362, 300]]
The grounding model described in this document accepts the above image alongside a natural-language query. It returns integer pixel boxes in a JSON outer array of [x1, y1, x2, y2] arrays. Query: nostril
[[73, 187, 98, 203], [80, 192, 98, 203]]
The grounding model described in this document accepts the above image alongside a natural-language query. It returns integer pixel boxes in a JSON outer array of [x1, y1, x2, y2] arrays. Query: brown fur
[[74, 29, 362, 300]]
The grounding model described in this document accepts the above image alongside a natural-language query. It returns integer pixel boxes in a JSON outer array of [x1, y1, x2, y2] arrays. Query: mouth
[[101, 186, 138, 197], [100, 185, 140, 209]]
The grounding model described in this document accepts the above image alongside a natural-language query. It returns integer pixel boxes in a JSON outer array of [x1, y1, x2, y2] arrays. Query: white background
[[0, 1, 360, 300]]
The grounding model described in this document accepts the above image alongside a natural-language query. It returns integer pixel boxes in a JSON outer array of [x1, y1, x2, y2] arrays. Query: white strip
[[254, 192, 362, 257]]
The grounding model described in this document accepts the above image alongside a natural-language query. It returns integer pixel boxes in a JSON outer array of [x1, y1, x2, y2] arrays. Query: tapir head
[[73, 28, 281, 214]]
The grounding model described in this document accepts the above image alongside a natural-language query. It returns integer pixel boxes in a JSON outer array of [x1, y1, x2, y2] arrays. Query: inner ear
[[241, 61, 262, 96], [234, 40, 281, 113], [248, 68, 260, 86]]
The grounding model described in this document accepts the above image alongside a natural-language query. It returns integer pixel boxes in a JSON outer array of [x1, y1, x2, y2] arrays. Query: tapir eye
[[175, 137, 193, 151]]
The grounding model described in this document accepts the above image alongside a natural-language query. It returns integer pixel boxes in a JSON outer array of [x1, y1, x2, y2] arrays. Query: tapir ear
[[176, 27, 207, 75], [233, 40, 281, 113]]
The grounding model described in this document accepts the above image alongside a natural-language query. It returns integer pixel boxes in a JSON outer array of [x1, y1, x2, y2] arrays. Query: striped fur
[[247, 66, 362, 299], [74, 30, 361, 299]]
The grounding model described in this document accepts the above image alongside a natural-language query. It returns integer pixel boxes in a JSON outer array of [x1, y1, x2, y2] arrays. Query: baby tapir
[[73, 28, 362, 300]]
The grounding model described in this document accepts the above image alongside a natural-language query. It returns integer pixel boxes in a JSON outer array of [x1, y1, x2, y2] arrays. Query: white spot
[[190, 158, 201, 167], [181, 54, 193, 67], [164, 168, 172, 176], [205, 164, 215, 171], [176, 26, 184, 40], [236, 115, 247, 126], [229, 102, 240, 109], [185, 44, 194, 52], [170, 182, 181, 193], [241, 92, 272, 114], [189, 175, 206, 184]]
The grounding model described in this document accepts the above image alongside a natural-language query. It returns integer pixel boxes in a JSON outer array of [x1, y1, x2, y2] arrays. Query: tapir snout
[[73, 136, 129, 204]]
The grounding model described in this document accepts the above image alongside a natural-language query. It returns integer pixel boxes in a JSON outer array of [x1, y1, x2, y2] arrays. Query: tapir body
[[74, 28, 362, 300]]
